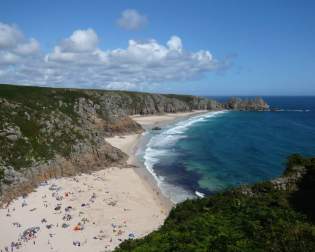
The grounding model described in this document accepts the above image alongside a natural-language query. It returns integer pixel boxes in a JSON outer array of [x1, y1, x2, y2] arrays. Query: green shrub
[[115, 157, 315, 252]]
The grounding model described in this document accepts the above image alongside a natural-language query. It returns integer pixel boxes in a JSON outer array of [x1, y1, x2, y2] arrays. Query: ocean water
[[137, 97, 315, 203]]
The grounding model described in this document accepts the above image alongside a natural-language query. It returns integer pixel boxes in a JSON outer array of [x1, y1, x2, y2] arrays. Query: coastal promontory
[[0, 84, 269, 203]]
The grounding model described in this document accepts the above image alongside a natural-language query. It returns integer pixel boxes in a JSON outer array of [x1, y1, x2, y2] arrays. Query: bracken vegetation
[[115, 155, 315, 252], [0, 85, 93, 171]]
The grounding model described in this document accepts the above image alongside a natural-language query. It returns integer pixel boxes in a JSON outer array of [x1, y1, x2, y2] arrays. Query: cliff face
[[0, 84, 270, 203], [0, 87, 132, 203], [93, 91, 223, 116]]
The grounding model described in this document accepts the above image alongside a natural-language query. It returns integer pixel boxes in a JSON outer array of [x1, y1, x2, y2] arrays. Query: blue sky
[[0, 0, 314, 95]]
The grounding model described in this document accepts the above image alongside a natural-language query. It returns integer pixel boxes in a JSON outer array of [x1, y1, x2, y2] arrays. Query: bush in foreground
[[115, 155, 315, 252]]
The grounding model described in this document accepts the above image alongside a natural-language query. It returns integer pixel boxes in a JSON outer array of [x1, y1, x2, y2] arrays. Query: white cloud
[[60, 29, 99, 52], [0, 51, 20, 65], [14, 38, 40, 55], [0, 22, 40, 66], [0, 22, 23, 49], [167, 36, 183, 52], [0, 22, 222, 90], [109, 39, 169, 63], [46, 47, 76, 62], [46, 29, 99, 63], [117, 9, 147, 31]]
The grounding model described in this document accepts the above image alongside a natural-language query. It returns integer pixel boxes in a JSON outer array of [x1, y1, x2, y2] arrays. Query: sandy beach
[[131, 110, 208, 129], [0, 111, 207, 252]]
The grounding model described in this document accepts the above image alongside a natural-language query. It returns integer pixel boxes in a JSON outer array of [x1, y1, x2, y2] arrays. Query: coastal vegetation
[[116, 155, 315, 252]]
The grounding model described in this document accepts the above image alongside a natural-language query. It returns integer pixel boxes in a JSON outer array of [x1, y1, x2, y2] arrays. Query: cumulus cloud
[[46, 29, 99, 63], [0, 23, 23, 49], [59, 28, 99, 52], [117, 9, 147, 31], [167, 36, 183, 52], [15, 38, 40, 55], [0, 22, 222, 90], [0, 22, 40, 65]]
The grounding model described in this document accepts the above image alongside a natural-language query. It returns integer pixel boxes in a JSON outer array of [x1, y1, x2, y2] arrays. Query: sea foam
[[143, 111, 227, 203]]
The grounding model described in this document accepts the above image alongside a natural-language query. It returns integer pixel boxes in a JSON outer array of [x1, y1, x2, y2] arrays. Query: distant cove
[[139, 96, 315, 203]]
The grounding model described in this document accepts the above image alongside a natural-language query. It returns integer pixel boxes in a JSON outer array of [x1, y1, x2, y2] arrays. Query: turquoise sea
[[137, 97, 315, 203]]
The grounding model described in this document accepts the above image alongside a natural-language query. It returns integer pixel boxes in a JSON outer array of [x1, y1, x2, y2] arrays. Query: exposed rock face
[[225, 97, 270, 111], [0, 123, 22, 142], [97, 92, 206, 116], [0, 143, 127, 204]]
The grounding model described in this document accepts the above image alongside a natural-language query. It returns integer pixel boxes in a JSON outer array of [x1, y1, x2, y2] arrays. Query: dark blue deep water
[[140, 97, 315, 203]]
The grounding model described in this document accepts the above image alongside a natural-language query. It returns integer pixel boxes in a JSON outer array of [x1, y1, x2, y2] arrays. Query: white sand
[[131, 110, 208, 128], [0, 111, 207, 252]]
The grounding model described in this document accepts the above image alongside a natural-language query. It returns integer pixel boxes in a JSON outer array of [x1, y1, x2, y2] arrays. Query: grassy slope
[[116, 155, 315, 252], [0, 85, 91, 171]]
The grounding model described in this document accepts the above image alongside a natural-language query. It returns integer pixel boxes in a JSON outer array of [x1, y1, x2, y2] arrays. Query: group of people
[[1, 173, 140, 251]]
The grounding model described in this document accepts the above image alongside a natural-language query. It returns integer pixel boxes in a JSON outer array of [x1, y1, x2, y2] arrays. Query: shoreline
[[130, 110, 209, 130], [107, 109, 210, 211], [130, 109, 210, 207], [0, 110, 209, 252]]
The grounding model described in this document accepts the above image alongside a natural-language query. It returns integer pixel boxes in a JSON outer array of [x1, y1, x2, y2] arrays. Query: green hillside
[[116, 155, 315, 252]]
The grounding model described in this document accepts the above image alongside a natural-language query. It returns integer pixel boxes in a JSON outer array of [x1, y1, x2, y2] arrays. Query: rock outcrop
[[225, 97, 270, 111], [0, 143, 127, 204]]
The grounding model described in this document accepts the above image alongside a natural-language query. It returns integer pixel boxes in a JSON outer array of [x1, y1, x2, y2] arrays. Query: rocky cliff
[[225, 96, 270, 111], [0, 84, 270, 203]]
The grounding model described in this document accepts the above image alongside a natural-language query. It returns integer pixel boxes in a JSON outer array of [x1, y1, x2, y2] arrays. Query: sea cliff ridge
[[0, 84, 270, 203]]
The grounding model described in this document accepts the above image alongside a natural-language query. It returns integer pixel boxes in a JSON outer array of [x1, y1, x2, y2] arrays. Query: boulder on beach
[[152, 126, 162, 131]]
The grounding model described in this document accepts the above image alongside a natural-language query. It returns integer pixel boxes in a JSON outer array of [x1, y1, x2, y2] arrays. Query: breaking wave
[[143, 111, 227, 203]]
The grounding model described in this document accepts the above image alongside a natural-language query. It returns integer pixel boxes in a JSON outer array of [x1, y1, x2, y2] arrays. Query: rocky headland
[[0, 84, 270, 204], [225, 96, 270, 111]]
